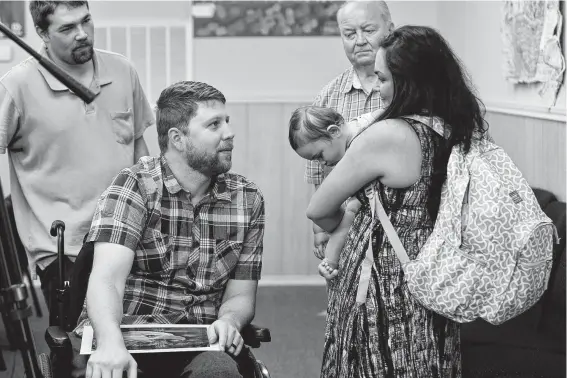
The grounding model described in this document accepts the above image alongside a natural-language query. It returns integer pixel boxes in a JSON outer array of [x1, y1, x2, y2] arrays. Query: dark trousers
[[135, 350, 244, 378], [36, 256, 75, 326]]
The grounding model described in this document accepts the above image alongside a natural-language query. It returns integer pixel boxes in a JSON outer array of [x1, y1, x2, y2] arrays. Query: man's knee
[[182, 352, 242, 378]]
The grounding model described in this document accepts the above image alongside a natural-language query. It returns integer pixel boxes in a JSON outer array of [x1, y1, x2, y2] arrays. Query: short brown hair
[[156, 81, 226, 153], [29, 1, 89, 32]]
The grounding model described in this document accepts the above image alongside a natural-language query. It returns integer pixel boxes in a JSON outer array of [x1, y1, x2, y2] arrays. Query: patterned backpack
[[357, 115, 557, 325]]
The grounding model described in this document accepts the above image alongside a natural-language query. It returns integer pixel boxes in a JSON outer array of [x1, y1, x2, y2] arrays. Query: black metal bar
[[0, 346, 5, 371], [0, 181, 42, 377], [24, 266, 43, 318], [50, 220, 67, 329], [0, 21, 97, 104]]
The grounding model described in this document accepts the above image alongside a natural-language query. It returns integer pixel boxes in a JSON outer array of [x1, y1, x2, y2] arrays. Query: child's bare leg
[[319, 198, 362, 280]]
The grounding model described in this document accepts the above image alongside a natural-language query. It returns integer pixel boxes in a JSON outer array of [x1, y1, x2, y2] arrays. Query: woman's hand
[[344, 198, 362, 214], [313, 222, 330, 260], [313, 231, 329, 260]]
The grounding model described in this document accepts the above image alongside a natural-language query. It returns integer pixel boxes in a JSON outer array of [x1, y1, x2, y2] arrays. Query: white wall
[[194, 1, 439, 101], [437, 1, 566, 114]]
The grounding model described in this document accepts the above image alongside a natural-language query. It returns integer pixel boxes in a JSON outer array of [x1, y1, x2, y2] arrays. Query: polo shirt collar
[[160, 155, 231, 203], [340, 66, 357, 94], [36, 45, 112, 94]]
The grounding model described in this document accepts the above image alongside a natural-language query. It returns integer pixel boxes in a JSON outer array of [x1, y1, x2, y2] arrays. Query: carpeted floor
[[2, 285, 564, 378], [0, 285, 328, 378]]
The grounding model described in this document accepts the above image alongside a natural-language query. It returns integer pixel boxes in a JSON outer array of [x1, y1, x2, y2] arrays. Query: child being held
[[288, 106, 382, 281]]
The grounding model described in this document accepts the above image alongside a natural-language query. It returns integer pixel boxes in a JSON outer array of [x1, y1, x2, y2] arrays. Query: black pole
[[0, 21, 97, 104], [0, 346, 5, 371], [0, 180, 42, 377]]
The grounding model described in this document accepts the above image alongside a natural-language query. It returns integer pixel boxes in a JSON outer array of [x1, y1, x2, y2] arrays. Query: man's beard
[[71, 44, 94, 64], [185, 142, 232, 176]]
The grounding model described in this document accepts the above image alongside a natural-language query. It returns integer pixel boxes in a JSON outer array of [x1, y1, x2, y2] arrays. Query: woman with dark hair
[[296, 25, 489, 377]]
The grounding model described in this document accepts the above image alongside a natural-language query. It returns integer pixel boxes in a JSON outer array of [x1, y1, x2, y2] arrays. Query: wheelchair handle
[[50, 220, 67, 320], [50, 220, 65, 262], [50, 220, 65, 237]]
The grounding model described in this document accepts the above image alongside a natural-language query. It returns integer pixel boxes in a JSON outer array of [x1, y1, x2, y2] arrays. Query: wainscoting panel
[[485, 111, 566, 201], [226, 103, 319, 277]]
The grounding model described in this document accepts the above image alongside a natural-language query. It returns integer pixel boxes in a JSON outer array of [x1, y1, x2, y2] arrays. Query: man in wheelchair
[[67, 81, 266, 378]]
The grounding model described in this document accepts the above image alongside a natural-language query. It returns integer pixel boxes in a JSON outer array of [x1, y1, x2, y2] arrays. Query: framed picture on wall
[[193, 1, 344, 37], [0, 1, 25, 38]]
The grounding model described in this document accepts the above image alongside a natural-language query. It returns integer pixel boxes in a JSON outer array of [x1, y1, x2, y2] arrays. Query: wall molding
[[226, 94, 566, 123], [258, 275, 326, 287], [227, 93, 313, 104], [484, 101, 566, 123]]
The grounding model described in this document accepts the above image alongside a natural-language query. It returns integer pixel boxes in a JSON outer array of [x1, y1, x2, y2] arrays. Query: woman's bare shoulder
[[351, 118, 419, 151]]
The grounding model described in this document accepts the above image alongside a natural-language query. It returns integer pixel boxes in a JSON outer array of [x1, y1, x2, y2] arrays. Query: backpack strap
[[368, 184, 411, 266], [356, 182, 410, 304], [400, 115, 446, 138]]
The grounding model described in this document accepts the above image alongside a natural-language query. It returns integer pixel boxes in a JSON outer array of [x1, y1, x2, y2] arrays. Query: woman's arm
[[306, 119, 423, 232]]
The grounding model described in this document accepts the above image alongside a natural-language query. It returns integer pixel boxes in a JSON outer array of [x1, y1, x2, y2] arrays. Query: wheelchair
[[36, 220, 272, 378]]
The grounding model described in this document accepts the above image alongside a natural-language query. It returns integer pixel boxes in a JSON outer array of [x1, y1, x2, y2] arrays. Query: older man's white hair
[[337, 0, 393, 25]]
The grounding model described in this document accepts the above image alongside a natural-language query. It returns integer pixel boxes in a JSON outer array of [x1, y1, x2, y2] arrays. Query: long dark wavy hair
[[375, 25, 489, 221]]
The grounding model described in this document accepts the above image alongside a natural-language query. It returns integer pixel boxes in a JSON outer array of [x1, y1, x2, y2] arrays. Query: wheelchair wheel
[[37, 353, 53, 378], [24, 353, 53, 378], [254, 359, 271, 378]]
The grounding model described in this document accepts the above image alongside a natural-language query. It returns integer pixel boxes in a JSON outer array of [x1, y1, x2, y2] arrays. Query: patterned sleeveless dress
[[320, 118, 461, 378]]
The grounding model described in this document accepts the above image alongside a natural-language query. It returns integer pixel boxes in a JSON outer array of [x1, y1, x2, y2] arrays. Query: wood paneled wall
[[226, 102, 319, 277], [226, 102, 566, 277], [485, 111, 566, 201]]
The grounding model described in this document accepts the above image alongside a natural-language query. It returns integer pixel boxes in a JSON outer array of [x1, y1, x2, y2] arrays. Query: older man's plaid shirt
[[305, 67, 384, 186], [75, 155, 265, 333]]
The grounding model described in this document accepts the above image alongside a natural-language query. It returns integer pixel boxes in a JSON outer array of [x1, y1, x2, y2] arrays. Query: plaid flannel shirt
[[305, 66, 384, 186], [75, 155, 265, 333]]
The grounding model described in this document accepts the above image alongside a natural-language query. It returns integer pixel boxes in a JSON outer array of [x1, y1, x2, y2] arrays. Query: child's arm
[[319, 198, 362, 280]]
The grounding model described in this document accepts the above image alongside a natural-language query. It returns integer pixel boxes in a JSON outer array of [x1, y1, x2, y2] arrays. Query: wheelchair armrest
[[45, 325, 71, 350], [241, 323, 271, 348]]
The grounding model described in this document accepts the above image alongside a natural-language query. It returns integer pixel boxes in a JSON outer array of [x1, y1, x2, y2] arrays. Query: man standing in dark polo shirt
[[74, 81, 265, 378]]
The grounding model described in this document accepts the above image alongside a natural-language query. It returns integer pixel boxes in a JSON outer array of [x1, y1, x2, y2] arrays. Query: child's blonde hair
[[288, 106, 345, 150]]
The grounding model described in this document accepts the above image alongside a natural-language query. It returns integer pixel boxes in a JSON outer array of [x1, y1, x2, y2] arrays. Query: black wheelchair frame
[[39, 220, 272, 378]]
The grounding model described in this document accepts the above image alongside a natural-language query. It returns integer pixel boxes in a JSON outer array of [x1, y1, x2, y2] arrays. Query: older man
[[0, 1, 155, 324], [306, 0, 394, 258], [74, 81, 265, 378]]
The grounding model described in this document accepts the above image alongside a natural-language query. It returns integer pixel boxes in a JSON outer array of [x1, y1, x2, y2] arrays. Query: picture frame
[[80, 324, 222, 354], [193, 1, 344, 37]]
